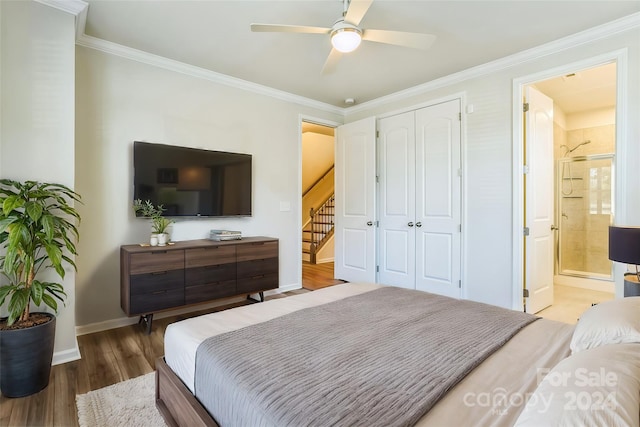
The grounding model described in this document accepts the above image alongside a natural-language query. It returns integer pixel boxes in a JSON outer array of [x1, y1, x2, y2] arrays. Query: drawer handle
[[151, 271, 168, 275], [206, 246, 220, 250], [151, 290, 167, 295], [152, 251, 168, 254], [251, 242, 265, 246], [206, 265, 221, 270], [251, 274, 265, 279]]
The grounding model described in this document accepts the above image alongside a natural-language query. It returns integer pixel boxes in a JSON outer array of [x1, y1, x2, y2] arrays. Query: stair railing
[[308, 193, 335, 264]]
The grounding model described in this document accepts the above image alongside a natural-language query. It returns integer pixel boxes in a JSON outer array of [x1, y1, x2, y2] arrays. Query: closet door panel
[[377, 112, 416, 288], [415, 100, 462, 298]]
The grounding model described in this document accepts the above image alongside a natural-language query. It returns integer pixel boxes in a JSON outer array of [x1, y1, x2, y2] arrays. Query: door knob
[[367, 221, 373, 226], [408, 222, 414, 227], [416, 222, 422, 227], [551, 225, 559, 231]]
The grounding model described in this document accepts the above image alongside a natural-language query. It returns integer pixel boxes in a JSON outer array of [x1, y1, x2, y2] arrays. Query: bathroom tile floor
[[536, 284, 614, 324]]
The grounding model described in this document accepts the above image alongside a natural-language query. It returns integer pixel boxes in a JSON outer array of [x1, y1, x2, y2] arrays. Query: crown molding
[[56, 2, 638, 117], [76, 34, 344, 115], [346, 12, 640, 116]]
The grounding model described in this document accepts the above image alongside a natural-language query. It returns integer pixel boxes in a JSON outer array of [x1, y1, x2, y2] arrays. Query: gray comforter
[[195, 286, 538, 427]]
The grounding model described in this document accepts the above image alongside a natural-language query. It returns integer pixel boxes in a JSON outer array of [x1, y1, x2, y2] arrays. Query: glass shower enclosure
[[557, 154, 614, 280]]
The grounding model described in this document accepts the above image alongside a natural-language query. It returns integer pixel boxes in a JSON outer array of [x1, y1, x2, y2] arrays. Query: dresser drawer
[[129, 250, 184, 274], [131, 288, 184, 315], [237, 258, 278, 279], [130, 270, 184, 295], [185, 263, 236, 286], [185, 246, 236, 268], [236, 241, 278, 262], [185, 280, 236, 305], [237, 272, 278, 294]]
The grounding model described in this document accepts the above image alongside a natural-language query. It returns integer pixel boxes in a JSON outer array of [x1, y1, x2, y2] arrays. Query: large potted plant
[[133, 199, 173, 246], [0, 180, 81, 397]]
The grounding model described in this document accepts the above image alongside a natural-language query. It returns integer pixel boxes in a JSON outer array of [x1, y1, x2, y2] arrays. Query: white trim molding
[[76, 34, 344, 115], [348, 12, 640, 115]]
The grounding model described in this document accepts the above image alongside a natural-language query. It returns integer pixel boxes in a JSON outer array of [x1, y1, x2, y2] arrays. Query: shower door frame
[[555, 153, 615, 281]]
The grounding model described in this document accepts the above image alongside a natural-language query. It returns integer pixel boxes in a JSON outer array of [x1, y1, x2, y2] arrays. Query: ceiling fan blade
[[344, 0, 373, 26], [250, 24, 331, 34], [321, 48, 343, 75], [362, 29, 436, 50]]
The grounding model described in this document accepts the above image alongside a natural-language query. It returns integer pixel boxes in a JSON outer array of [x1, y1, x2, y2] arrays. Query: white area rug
[[76, 372, 167, 427]]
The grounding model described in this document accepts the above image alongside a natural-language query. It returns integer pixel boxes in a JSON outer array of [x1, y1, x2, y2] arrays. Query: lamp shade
[[608, 226, 640, 265]]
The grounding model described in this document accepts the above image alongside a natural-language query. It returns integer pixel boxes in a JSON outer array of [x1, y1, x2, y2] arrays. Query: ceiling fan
[[250, 0, 436, 74]]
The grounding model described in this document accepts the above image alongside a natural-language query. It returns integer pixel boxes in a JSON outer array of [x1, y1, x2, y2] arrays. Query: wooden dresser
[[120, 237, 279, 333]]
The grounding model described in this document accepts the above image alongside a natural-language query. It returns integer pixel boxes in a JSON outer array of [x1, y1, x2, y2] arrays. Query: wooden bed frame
[[155, 357, 219, 427]]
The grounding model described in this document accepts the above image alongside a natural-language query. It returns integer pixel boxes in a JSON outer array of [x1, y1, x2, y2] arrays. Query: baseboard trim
[[53, 343, 81, 366]]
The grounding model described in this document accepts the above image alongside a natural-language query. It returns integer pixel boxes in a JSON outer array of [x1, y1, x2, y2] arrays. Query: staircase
[[302, 193, 334, 264]]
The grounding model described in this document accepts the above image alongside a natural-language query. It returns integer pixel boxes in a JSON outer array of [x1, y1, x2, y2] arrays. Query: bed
[[155, 283, 640, 427]]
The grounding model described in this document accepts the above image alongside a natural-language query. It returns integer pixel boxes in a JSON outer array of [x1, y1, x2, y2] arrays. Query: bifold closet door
[[415, 100, 462, 298], [377, 111, 416, 288]]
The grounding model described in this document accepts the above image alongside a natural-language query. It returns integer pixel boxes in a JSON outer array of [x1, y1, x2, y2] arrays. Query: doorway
[[300, 120, 340, 290], [517, 60, 620, 321]]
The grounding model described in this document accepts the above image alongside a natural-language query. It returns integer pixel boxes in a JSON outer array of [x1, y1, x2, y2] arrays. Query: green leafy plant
[[0, 180, 81, 326], [133, 199, 173, 234]]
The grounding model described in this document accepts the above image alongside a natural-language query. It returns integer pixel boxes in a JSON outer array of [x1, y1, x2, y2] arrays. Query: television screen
[[133, 141, 252, 217]]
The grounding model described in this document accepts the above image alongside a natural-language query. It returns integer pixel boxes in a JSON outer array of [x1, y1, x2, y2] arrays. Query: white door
[[525, 86, 554, 313], [334, 117, 377, 283], [415, 100, 462, 298], [377, 112, 416, 289]]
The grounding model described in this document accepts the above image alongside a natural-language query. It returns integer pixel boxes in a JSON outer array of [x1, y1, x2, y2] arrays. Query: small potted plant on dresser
[[0, 179, 81, 397], [133, 199, 174, 246]]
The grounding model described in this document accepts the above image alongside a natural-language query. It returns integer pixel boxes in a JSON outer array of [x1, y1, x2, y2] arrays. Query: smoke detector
[[344, 98, 356, 105]]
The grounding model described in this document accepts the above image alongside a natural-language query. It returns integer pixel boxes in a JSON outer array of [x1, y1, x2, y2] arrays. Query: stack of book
[[209, 229, 242, 241]]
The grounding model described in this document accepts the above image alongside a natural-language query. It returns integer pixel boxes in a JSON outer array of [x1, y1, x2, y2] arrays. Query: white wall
[[346, 27, 640, 309], [74, 46, 342, 329], [0, 1, 79, 363]]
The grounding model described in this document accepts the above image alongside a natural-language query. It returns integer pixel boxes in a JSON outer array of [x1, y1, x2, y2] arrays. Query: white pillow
[[515, 343, 640, 427], [570, 297, 640, 354]]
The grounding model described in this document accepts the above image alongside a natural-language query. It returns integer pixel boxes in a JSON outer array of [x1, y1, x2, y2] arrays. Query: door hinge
[[458, 280, 462, 288], [523, 103, 529, 112], [376, 175, 379, 183], [375, 220, 379, 227], [376, 265, 379, 272], [458, 112, 462, 121], [523, 165, 529, 174], [523, 227, 530, 236], [523, 289, 529, 298], [376, 130, 379, 138], [458, 224, 462, 232]]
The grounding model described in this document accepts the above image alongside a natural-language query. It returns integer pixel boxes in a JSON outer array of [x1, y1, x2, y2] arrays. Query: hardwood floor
[[302, 261, 346, 290], [0, 292, 306, 427]]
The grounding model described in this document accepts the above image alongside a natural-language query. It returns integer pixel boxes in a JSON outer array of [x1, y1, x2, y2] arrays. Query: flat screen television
[[133, 141, 252, 217]]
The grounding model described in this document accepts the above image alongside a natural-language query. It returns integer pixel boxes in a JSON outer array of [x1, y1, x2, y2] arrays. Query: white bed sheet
[[164, 282, 574, 427]]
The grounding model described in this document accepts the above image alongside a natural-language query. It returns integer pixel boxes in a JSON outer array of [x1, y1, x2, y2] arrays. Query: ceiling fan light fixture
[[331, 27, 362, 53]]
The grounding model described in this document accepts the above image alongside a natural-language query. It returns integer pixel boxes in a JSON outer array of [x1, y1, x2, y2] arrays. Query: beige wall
[[0, 1, 79, 363], [74, 47, 342, 331]]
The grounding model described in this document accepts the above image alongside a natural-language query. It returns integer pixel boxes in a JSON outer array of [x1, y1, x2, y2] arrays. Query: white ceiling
[[81, 1, 640, 108]]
